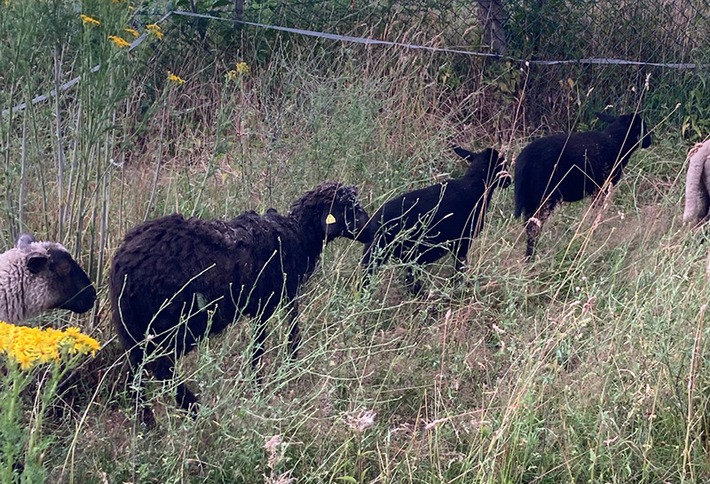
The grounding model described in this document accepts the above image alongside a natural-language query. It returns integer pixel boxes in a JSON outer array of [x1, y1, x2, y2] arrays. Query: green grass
[[2, 1, 710, 483]]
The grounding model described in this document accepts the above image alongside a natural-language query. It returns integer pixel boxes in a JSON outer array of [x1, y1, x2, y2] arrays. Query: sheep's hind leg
[[525, 205, 552, 260], [454, 238, 471, 273]]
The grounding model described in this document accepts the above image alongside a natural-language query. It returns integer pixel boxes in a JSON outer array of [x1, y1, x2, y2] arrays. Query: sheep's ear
[[453, 146, 474, 161], [16, 233, 36, 250], [26, 253, 48, 274], [324, 212, 343, 238], [595, 112, 617, 124], [488, 148, 501, 163]]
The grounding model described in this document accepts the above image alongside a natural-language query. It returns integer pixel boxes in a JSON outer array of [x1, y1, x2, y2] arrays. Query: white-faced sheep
[[683, 139, 710, 226], [359, 147, 511, 294], [0, 233, 97, 323], [109, 181, 370, 425], [514, 112, 652, 258]]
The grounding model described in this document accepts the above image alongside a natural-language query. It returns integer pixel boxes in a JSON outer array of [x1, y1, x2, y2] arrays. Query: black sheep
[[360, 147, 511, 294], [109, 182, 369, 424], [514, 112, 652, 258]]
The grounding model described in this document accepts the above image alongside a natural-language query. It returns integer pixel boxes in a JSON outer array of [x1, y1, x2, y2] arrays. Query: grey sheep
[[109, 181, 370, 426], [683, 139, 710, 226], [0, 233, 97, 323]]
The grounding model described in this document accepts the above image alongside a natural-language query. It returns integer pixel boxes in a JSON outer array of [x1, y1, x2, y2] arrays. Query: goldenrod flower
[[124, 27, 140, 38], [227, 62, 250, 81], [80, 14, 101, 26], [167, 72, 186, 85], [236, 61, 250, 75], [0, 321, 100, 371], [147, 23, 164, 40], [108, 35, 131, 48]]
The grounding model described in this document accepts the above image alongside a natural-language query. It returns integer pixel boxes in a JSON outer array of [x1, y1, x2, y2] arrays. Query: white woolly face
[[0, 240, 96, 323]]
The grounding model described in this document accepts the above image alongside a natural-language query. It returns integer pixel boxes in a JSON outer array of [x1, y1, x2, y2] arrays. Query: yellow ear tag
[[326, 214, 337, 225]]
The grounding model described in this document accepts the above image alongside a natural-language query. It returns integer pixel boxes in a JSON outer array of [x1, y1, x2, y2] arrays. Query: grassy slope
[[62, 75, 710, 482], [2, 7, 710, 483]]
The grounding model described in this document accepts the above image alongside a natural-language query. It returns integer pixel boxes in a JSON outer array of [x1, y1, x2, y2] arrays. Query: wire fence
[[231, 0, 710, 65], [166, 0, 709, 133], [3, 1, 709, 132]]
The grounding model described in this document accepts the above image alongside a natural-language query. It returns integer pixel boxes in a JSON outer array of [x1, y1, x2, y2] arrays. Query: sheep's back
[[370, 178, 487, 250], [515, 132, 624, 216], [110, 212, 318, 347]]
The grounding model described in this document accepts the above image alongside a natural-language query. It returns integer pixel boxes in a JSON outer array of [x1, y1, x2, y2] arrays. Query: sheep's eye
[[54, 259, 72, 277]]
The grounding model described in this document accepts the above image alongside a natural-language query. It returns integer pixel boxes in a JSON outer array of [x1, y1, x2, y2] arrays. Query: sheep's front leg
[[286, 302, 301, 360], [360, 242, 380, 290], [454, 238, 471, 273], [148, 354, 199, 418], [403, 266, 423, 295], [125, 368, 156, 428], [590, 182, 615, 211], [252, 319, 268, 373], [525, 218, 541, 259], [250, 303, 300, 382]]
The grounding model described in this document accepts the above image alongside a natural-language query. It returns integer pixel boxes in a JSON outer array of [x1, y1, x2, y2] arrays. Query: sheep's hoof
[[405, 281, 424, 296], [186, 401, 200, 420], [527, 216, 542, 228], [140, 406, 157, 429]]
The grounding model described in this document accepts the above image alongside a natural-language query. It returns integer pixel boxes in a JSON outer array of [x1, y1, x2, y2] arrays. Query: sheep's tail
[[513, 151, 529, 219], [513, 173, 528, 219], [514, 195, 525, 218]]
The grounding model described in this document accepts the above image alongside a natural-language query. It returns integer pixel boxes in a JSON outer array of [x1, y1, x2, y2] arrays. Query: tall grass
[[2, 1, 710, 483]]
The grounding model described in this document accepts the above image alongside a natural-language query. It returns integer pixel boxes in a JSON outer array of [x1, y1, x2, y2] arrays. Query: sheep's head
[[292, 182, 370, 243], [16, 233, 97, 318], [597, 112, 653, 150], [324, 183, 371, 242], [455, 146, 512, 189]]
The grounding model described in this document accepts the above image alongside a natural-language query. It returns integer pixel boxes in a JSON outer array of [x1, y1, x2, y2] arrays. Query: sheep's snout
[[45, 249, 97, 314], [346, 205, 371, 241], [58, 277, 97, 314], [496, 169, 512, 189]]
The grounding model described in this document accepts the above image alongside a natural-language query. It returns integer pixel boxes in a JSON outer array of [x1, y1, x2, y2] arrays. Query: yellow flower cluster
[[0, 321, 100, 371], [80, 14, 101, 26], [108, 35, 131, 48], [147, 23, 164, 40], [227, 61, 250, 80], [167, 71, 186, 85], [79, 14, 164, 46]]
